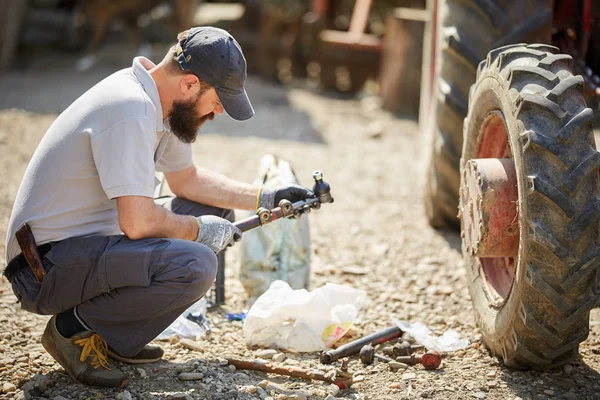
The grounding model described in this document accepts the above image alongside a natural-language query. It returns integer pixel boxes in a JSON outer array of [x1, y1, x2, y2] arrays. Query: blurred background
[[0, 0, 429, 116]]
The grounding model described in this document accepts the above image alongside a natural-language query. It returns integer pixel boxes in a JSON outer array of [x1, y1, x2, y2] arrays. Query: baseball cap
[[176, 26, 254, 121]]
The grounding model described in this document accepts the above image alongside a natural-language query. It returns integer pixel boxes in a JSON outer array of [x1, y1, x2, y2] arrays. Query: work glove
[[257, 184, 315, 210], [195, 215, 242, 254]]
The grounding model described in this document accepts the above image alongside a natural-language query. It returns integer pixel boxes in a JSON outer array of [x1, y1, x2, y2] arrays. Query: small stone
[[563, 364, 573, 375], [136, 368, 147, 378], [285, 394, 307, 400], [256, 387, 269, 400], [389, 361, 408, 371], [272, 353, 286, 363], [485, 371, 495, 378], [97, 394, 105, 399], [401, 372, 416, 380], [54, 396, 70, 400], [175, 364, 195, 373], [21, 381, 36, 393], [325, 396, 336, 400], [178, 372, 204, 381], [169, 335, 181, 344], [327, 384, 340, 396], [171, 393, 193, 400], [116, 390, 132, 400], [179, 339, 203, 351], [283, 358, 300, 365], [2, 383, 16, 393], [563, 392, 577, 400], [256, 349, 278, 359], [341, 266, 367, 275], [232, 372, 247, 381], [257, 380, 270, 389], [543, 390, 554, 396], [228, 365, 236, 372], [472, 392, 485, 399], [388, 383, 401, 389]]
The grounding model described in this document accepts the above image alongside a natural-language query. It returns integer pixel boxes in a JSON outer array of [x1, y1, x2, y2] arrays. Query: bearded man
[[4, 26, 313, 388]]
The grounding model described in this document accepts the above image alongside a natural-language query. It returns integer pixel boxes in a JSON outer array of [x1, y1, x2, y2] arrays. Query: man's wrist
[[192, 215, 200, 241]]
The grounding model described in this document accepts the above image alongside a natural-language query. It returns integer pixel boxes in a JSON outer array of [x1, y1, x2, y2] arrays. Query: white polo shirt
[[5, 57, 193, 262]]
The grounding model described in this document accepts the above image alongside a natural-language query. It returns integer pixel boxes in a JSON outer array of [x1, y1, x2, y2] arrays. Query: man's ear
[[180, 74, 200, 97]]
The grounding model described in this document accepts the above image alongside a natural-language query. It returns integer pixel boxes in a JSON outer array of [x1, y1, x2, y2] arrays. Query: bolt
[[395, 351, 442, 370], [392, 342, 425, 358], [359, 345, 393, 365]]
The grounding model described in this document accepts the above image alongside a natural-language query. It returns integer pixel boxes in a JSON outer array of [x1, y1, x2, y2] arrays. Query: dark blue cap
[[176, 26, 254, 121]]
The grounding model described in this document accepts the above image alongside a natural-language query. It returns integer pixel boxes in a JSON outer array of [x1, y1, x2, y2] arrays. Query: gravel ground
[[1, 42, 600, 400]]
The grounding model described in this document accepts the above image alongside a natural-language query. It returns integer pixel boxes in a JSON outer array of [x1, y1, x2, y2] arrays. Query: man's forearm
[[166, 166, 259, 211], [117, 196, 198, 241]]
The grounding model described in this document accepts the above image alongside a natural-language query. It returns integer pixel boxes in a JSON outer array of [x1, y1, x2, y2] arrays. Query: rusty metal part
[[459, 158, 519, 258], [395, 351, 442, 370], [320, 326, 403, 364], [257, 208, 272, 224], [227, 358, 353, 389], [359, 344, 393, 365], [392, 342, 425, 357]]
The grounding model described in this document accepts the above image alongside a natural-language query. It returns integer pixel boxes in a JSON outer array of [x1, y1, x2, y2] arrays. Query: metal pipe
[[319, 326, 403, 364]]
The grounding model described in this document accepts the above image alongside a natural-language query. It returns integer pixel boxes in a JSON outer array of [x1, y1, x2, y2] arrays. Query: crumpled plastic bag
[[391, 315, 469, 352], [156, 297, 209, 341], [239, 154, 311, 303], [243, 280, 367, 352]]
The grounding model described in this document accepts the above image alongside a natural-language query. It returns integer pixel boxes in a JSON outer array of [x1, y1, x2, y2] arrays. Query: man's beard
[[168, 96, 214, 144]]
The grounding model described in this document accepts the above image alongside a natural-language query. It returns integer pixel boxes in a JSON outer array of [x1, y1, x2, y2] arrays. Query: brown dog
[[76, 0, 199, 70]]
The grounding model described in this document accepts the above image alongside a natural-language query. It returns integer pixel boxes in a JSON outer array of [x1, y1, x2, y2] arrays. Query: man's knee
[[185, 243, 218, 298]]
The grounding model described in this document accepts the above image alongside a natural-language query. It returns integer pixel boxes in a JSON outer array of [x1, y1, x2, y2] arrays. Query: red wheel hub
[[461, 159, 519, 258], [459, 111, 519, 301]]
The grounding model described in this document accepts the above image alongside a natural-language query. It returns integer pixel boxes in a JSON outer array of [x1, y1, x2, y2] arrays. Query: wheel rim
[[460, 110, 519, 305]]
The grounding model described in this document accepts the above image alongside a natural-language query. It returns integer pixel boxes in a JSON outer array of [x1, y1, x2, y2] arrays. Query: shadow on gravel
[[498, 360, 600, 399], [0, 46, 325, 145], [432, 228, 462, 254], [19, 359, 246, 399]]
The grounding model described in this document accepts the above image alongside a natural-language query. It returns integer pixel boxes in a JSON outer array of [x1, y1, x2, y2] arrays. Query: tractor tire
[[461, 44, 600, 369], [423, 0, 553, 229]]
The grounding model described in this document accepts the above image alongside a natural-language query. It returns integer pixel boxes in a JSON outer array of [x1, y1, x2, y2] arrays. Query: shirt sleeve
[[90, 117, 156, 199], [155, 132, 194, 172]]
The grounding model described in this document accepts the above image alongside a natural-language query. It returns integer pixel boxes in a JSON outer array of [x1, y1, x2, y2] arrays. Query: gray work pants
[[9, 197, 233, 356]]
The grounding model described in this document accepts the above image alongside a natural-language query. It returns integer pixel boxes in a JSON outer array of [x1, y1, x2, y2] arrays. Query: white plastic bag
[[156, 297, 209, 340], [391, 316, 469, 352], [239, 155, 311, 302], [243, 280, 367, 352]]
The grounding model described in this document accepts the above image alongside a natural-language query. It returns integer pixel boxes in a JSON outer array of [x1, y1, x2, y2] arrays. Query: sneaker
[[41, 316, 128, 388], [107, 344, 164, 364]]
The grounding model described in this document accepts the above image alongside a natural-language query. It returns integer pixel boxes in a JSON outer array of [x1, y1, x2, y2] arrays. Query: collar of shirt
[[131, 56, 168, 132]]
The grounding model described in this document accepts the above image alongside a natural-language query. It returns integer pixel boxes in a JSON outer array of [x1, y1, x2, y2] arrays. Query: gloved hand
[[257, 184, 315, 210], [195, 215, 242, 254]]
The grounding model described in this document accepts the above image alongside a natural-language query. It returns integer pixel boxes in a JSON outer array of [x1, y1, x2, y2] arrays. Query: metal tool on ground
[[320, 326, 403, 364], [395, 351, 442, 370], [359, 344, 393, 365], [227, 358, 353, 389], [390, 341, 425, 358], [234, 170, 334, 232]]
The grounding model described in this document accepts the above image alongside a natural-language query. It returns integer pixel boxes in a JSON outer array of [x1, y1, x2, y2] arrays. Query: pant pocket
[[37, 236, 112, 313]]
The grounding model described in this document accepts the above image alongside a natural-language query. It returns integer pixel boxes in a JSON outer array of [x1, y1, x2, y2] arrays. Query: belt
[[3, 243, 52, 283]]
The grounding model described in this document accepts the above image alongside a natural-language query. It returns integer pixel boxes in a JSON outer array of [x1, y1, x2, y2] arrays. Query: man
[[3, 26, 314, 388]]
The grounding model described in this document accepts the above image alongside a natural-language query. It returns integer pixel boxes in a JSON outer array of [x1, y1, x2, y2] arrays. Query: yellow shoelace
[[73, 334, 110, 370]]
